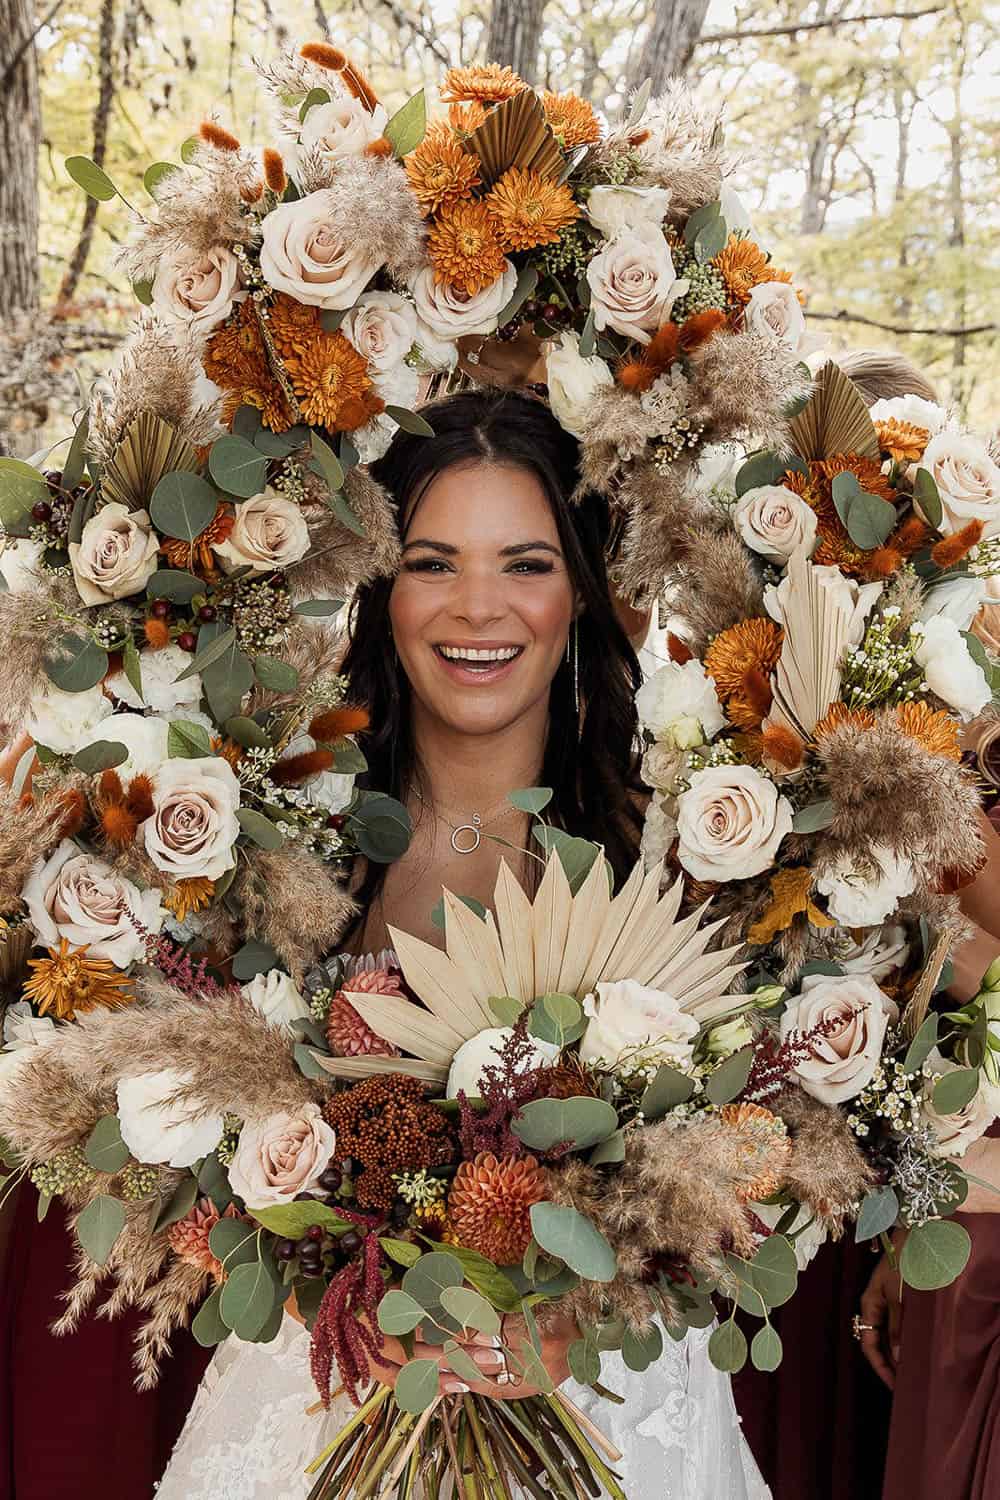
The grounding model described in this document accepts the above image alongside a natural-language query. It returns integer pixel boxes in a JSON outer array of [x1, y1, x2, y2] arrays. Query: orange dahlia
[[448, 1152, 547, 1264], [24, 940, 134, 1021], [876, 418, 930, 464], [327, 969, 403, 1058], [160, 502, 235, 578], [813, 702, 877, 741], [405, 126, 481, 215], [168, 1198, 250, 1280], [896, 701, 962, 761], [486, 168, 580, 251], [713, 234, 793, 307], [719, 1103, 790, 1202], [282, 330, 384, 431], [448, 101, 488, 135], [428, 201, 508, 295], [704, 618, 784, 699], [440, 63, 526, 104], [540, 89, 601, 147], [163, 878, 216, 923]]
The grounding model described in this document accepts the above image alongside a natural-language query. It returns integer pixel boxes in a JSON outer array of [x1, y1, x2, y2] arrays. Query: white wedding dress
[[157, 1313, 770, 1500]]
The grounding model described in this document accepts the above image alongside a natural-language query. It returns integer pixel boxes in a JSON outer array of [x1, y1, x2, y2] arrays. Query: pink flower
[[168, 1197, 249, 1280], [327, 968, 402, 1057]]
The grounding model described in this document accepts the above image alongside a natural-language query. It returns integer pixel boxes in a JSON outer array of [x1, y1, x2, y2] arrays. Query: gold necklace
[[412, 786, 521, 854]]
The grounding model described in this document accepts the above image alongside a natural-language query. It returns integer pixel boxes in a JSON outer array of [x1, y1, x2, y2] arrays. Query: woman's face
[[389, 461, 576, 738]]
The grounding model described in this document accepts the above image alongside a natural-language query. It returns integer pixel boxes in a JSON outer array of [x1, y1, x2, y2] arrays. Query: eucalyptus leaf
[[437, 1244, 522, 1312], [900, 1218, 971, 1290], [394, 1358, 440, 1415], [383, 88, 427, 157], [402, 1251, 464, 1309], [43, 633, 108, 693], [751, 1325, 782, 1372], [734, 451, 785, 498], [508, 786, 553, 815], [844, 489, 897, 551], [147, 569, 202, 604], [61, 412, 91, 492], [567, 1337, 602, 1386], [150, 471, 218, 541], [385, 405, 436, 437], [683, 200, 722, 249], [441, 1341, 486, 1386], [792, 799, 836, 834], [707, 1320, 747, 1373], [231, 939, 281, 981], [622, 1322, 663, 1372], [122, 635, 143, 701], [72, 740, 129, 775], [331, 741, 367, 772], [133, 278, 153, 306], [309, 430, 345, 492], [198, 1152, 235, 1212], [220, 1259, 279, 1340], [640, 1064, 695, 1120], [855, 1186, 900, 1243], [489, 995, 526, 1026], [174, 625, 238, 682], [694, 214, 728, 263], [351, 794, 413, 863], [831, 469, 860, 527], [0, 457, 49, 527], [913, 466, 943, 529], [747, 1234, 798, 1308], [578, 309, 597, 357], [529, 1203, 617, 1282], [192, 1285, 230, 1347], [903, 1013, 939, 1075], [76, 1194, 126, 1267], [66, 154, 117, 201], [143, 161, 180, 198], [704, 1045, 753, 1106], [167, 720, 213, 758], [319, 308, 347, 332], [225, 715, 272, 750], [254, 656, 300, 693], [236, 808, 284, 850], [208, 1218, 259, 1270], [298, 86, 331, 122], [84, 1114, 131, 1174], [513, 1097, 618, 1152], [589, 1129, 626, 1166], [932, 1066, 980, 1116], [497, 264, 539, 327], [531, 824, 602, 893], [208, 435, 268, 498], [154, 1174, 200, 1233], [439, 1286, 501, 1336], [293, 598, 345, 617], [377, 1289, 426, 1336]]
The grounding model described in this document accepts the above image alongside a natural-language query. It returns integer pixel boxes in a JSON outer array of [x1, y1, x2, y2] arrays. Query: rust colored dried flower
[[271, 748, 336, 787], [308, 706, 370, 742], [440, 63, 527, 104], [327, 970, 402, 1058], [896, 701, 962, 761], [540, 90, 601, 147], [300, 42, 347, 69], [282, 330, 383, 431], [163, 878, 216, 922], [448, 1152, 547, 1264], [405, 126, 480, 214], [240, 180, 264, 204], [761, 722, 804, 770], [144, 618, 171, 650], [24, 939, 134, 1020], [322, 1075, 454, 1205], [262, 148, 287, 195], [719, 1102, 791, 1202], [200, 120, 241, 152], [168, 1198, 248, 1279], [428, 201, 508, 296], [160, 503, 234, 578], [813, 702, 877, 741], [876, 417, 930, 463], [713, 234, 793, 307], [931, 519, 984, 568], [487, 168, 579, 251], [704, 618, 783, 699]]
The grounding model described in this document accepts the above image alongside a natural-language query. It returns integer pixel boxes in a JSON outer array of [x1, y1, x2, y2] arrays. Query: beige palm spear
[[313, 853, 747, 1084]]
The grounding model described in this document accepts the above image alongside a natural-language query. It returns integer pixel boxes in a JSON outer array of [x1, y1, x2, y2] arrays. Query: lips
[[432, 643, 525, 682]]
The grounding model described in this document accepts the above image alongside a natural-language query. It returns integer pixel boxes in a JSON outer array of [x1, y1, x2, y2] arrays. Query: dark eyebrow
[[401, 539, 459, 555], [499, 541, 562, 557]]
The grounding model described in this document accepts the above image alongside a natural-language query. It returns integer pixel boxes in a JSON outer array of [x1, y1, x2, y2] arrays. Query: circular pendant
[[451, 813, 482, 854]]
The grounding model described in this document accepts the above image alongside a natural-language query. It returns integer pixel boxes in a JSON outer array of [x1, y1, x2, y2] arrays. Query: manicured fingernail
[[472, 1348, 503, 1370]]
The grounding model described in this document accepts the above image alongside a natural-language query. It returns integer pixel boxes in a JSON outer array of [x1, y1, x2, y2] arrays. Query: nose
[[450, 569, 508, 629]]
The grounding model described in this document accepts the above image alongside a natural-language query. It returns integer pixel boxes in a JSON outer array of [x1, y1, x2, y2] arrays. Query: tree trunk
[[947, 21, 967, 412], [0, 0, 42, 321], [486, 0, 546, 85], [627, 0, 711, 91], [56, 0, 116, 309]]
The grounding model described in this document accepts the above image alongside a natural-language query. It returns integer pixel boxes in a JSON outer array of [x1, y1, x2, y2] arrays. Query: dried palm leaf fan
[[767, 545, 863, 738], [788, 360, 880, 462], [100, 411, 200, 511], [313, 852, 747, 1082], [0, 919, 33, 990], [466, 88, 565, 187]]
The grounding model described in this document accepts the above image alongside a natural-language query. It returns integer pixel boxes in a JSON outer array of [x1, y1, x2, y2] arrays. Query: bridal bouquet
[[0, 840, 874, 1499]]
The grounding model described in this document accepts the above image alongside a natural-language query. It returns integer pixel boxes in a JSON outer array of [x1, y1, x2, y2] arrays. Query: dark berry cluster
[[322, 1075, 455, 1210]]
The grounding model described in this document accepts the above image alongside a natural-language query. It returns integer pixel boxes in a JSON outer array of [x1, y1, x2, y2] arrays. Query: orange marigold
[[448, 1152, 547, 1264], [875, 418, 930, 464], [440, 63, 527, 104], [540, 89, 601, 147], [282, 330, 384, 431], [896, 701, 962, 761], [486, 168, 579, 252], [24, 940, 134, 1021], [713, 234, 793, 307], [428, 201, 508, 295], [405, 126, 481, 215], [704, 618, 784, 699]]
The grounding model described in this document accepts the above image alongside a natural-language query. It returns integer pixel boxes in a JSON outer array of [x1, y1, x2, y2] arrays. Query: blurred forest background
[[1, 0, 998, 456]]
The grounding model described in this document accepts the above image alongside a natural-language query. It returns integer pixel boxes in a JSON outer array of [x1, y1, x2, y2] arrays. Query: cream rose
[[916, 431, 1000, 538], [107, 644, 203, 714], [151, 245, 242, 334], [212, 491, 311, 575], [675, 764, 792, 881], [636, 659, 726, 748], [117, 1069, 224, 1169], [836, 923, 910, 983], [584, 184, 671, 238], [780, 973, 898, 1105], [447, 1028, 558, 1099], [586, 227, 685, 345], [733, 484, 818, 563], [745, 281, 807, 353], [0, 536, 46, 594], [24, 680, 112, 755], [410, 261, 518, 345], [912, 615, 991, 721], [22, 839, 164, 966], [75, 712, 170, 779], [765, 564, 882, 649], [226, 1103, 337, 1207], [242, 970, 312, 1033], [972, 574, 1000, 656], [340, 290, 418, 375], [259, 190, 382, 311], [580, 979, 699, 1070], [299, 96, 389, 163], [815, 845, 917, 928], [921, 1048, 1000, 1158], [141, 757, 241, 881], [69, 503, 160, 605], [544, 331, 614, 439]]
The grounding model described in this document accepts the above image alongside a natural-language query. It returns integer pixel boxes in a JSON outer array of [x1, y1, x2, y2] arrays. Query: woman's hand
[[857, 1246, 905, 1389], [371, 1311, 579, 1401]]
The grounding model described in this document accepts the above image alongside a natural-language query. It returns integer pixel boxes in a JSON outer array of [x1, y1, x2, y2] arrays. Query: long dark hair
[[341, 388, 645, 902]]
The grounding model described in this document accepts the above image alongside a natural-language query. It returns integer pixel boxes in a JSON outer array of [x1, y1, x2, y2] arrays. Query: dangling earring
[[566, 619, 580, 716]]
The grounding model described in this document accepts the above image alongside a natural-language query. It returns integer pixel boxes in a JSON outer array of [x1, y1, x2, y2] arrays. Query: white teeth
[[438, 646, 520, 663]]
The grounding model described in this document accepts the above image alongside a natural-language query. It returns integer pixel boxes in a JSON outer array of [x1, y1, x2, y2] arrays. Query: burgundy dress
[[1, 1187, 210, 1500]]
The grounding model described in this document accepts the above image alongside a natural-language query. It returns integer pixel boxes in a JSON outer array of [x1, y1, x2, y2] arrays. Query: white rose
[[733, 485, 818, 564], [299, 96, 389, 163], [584, 184, 671, 238], [972, 573, 1000, 657], [280, 730, 355, 813], [0, 1002, 57, 1086], [920, 575, 987, 631], [780, 973, 898, 1105], [815, 846, 917, 928], [340, 290, 417, 375], [151, 245, 242, 334], [213, 491, 311, 575], [259, 190, 382, 311], [675, 764, 792, 881], [0, 536, 46, 594], [754, 1202, 827, 1271], [916, 431, 1000, 538], [765, 564, 882, 649], [641, 741, 685, 792], [580, 978, 699, 1070], [117, 1069, 223, 1168], [586, 227, 685, 345], [76, 712, 170, 780], [446, 1027, 558, 1099], [921, 1048, 1000, 1158], [141, 757, 241, 881], [912, 615, 991, 721], [24, 681, 112, 755], [745, 282, 807, 354], [227, 1103, 337, 1207], [22, 838, 164, 966], [69, 503, 160, 605], [870, 395, 949, 435], [544, 332, 614, 439], [410, 261, 518, 344], [836, 923, 910, 982], [242, 970, 311, 1033], [692, 444, 742, 501], [636, 659, 726, 748], [106, 644, 202, 714]]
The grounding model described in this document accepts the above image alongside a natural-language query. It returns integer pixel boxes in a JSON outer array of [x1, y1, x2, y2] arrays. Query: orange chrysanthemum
[[713, 234, 793, 306], [160, 503, 235, 578], [816, 452, 896, 503], [448, 1153, 548, 1265], [448, 101, 488, 134], [24, 940, 134, 1021], [540, 89, 601, 147], [163, 878, 216, 922], [440, 63, 527, 104], [704, 618, 784, 698], [486, 167, 579, 251], [719, 1103, 791, 1202], [428, 201, 508, 295], [405, 126, 481, 214], [875, 418, 930, 464], [282, 330, 384, 431], [204, 300, 267, 384], [267, 292, 323, 359], [896, 701, 962, 761], [812, 702, 877, 742]]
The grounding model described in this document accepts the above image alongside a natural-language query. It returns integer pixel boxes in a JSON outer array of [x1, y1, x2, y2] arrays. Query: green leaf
[[488, 995, 526, 1026], [251, 1201, 349, 1238], [683, 200, 722, 249], [933, 1066, 980, 1115], [747, 1234, 798, 1308], [154, 1174, 200, 1233], [298, 86, 331, 122], [0, 457, 48, 527], [622, 1322, 663, 1372], [148, 569, 202, 604], [385, 405, 436, 437], [198, 1152, 234, 1212], [441, 1340, 487, 1386], [531, 824, 603, 894], [528, 992, 586, 1047], [792, 799, 836, 834], [76, 1194, 126, 1267], [513, 1097, 618, 1152], [626, 76, 653, 131], [694, 214, 728, 264], [319, 308, 347, 333], [208, 1219, 259, 1270], [133, 278, 154, 306], [705, 1045, 753, 1106], [567, 1337, 602, 1386], [37, 1192, 52, 1222], [384, 88, 427, 157], [43, 633, 109, 693], [231, 939, 281, 981], [220, 1259, 279, 1340], [143, 161, 180, 198], [150, 471, 218, 541], [174, 624, 238, 682], [66, 155, 117, 201], [377, 1289, 426, 1335], [962, 630, 992, 678], [192, 1285, 230, 1347], [844, 489, 897, 551], [438, 1244, 522, 1312], [589, 1129, 626, 1166], [62, 412, 91, 492], [497, 264, 539, 327], [309, 429, 345, 492], [236, 808, 284, 850], [640, 1065, 695, 1120], [900, 1218, 971, 1290], [194, 622, 255, 723], [903, 1013, 940, 1075], [578, 309, 597, 358], [394, 1358, 440, 1415], [431, 893, 487, 931], [378, 1237, 423, 1269], [331, 741, 367, 773], [402, 1250, 465, 1309], [351, 794, 413, 864], [179, 135, 200, 164], [71, 740, 128, 775], [529, 1203, 617, 1282], [84, 1114, 131, 1173], [225, 715, 272, 750], [208, 435, 268, 498], [254, 655, 300, 693], [122, 635, 143, 701], [707, 1320, 747, 1373], [855, 1186, 900, 1243], [508, 786, 553, 815], [831, 469, 860, 527], [913, 467, 943, 529], [167, 720, 213, 758], [751, 1325, 782, 1372], [439, 1286, 501, 1336], [734, 451, 785, 498], [293, 598, 345, 617]]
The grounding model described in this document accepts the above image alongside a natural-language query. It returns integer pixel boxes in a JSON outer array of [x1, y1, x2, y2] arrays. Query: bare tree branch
[[373, 0, 451, 63], [698, 5, 944, 46], [805, 309, 996, 337], [56, 0, 115, 308]]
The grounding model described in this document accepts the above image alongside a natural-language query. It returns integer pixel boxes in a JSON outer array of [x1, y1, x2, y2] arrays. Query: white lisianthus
[[213, 490, 311, 575], [586, 227, 686, 345], [151, 245, 242, 334], [579, 979, 699, 1070], [446, 1028, 558, 1099], [745, 282, 808, 354], [299, 97, 389, 164], [242, 970, 311, 1033], [920, 575, 987, 631], [544, 332, 614, 438], [869, 394, 948, 435], [0, 537, 46, 594], [22, 839, 164, 965], [921, 1048, 1000, 1158], [69, 503, 160, 605], [24, 680, 112, 755], [815, 846, 917, 928], [117, 1069, 223, 1168], [410, 261, 518, 344], [733, 484, 818, 564], [675, 765, 793, 881], [916, 431, 1000, 539], [106, 644, 202, 714], [765, 565, 882, 649], [75, 712, 170, 779], [753, 1202, 827, 1270], [259, 190, 382, 310], [340, 291, 418, 375], [836, 924, 910, 982], [780, 973, 898, 1105], [584, 184, 671, 238], [141, 757, 241, 881], [636, 659, 725, 748], [912, 615, 992, 721], [279, 730, 355, 813], [0, 1002, 57, 1085]]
